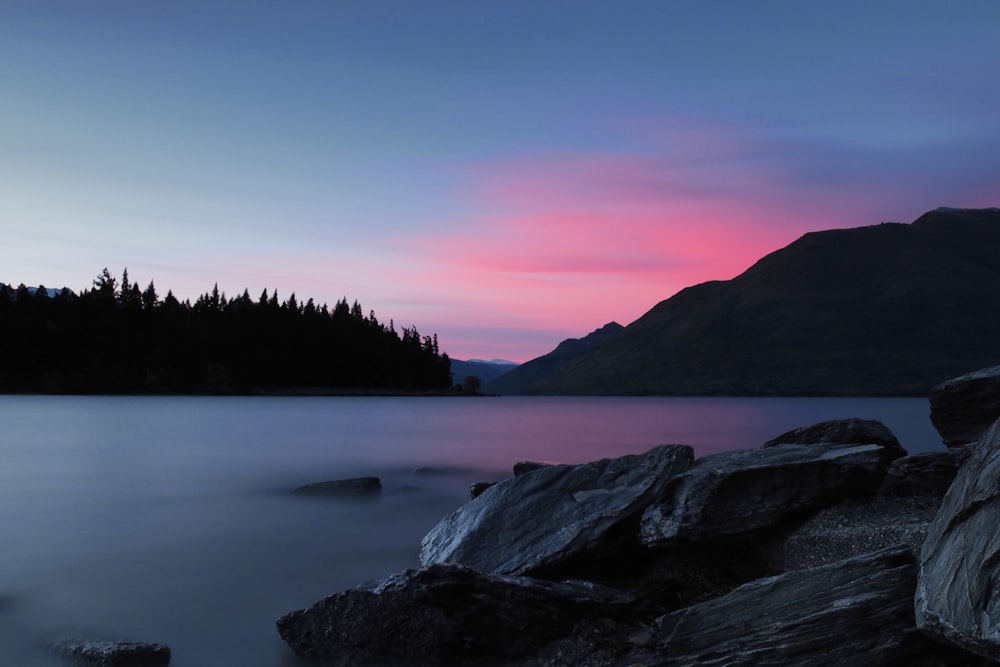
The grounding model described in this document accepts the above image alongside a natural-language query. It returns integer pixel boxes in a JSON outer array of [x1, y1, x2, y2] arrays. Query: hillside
[[524, 207, 1000, 396], [485, 322, 623, 394]]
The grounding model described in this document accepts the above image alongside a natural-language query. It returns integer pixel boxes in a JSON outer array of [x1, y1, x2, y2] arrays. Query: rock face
[[420, 444, 694, 575], [275, 563, 640, 666], [293, 476, 381, 497], [49, 638, 171, 666], [929, 365, 1000, 448], [762, 417, 907, 462], [916, 416, 1000, 658], [879, 451, 961, 499], [645, 546, 921, 666], [639, 443, 887, 545]]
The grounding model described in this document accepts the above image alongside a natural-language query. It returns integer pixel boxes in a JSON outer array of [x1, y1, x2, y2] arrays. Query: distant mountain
[[484, 322, 624, 394], [450, 358, 519, 388], [524, 207, 1000, 396]]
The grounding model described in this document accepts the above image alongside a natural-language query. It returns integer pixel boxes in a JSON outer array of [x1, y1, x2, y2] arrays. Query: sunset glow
[[2, 2, 998, 362]]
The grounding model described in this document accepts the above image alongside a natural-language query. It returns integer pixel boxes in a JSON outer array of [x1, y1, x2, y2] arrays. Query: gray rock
[[879, 451, 961, 499], [275, 563, 641, 666], [762, 417, 907, 462], [293, 476, 381, 497], [49, 638, 170, 666], [916, 416, 1000, 658], [420, 444, 694, 575], [644, 546, 921, 666], [929, 365, 1000, 448], [640, 443, 887, 545]]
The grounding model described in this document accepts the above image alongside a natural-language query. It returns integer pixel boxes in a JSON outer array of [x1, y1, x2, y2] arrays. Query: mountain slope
[[450, 358, 519, 388], [527, 207, 1000, 396], [485, 322, 624, 394]]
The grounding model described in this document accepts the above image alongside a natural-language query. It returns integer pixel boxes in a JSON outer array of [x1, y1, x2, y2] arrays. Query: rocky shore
[[274, 365, 1000, 666]]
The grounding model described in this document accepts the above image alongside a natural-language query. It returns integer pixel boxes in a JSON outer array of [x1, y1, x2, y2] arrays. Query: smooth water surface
[[0, 395, 943, 665]]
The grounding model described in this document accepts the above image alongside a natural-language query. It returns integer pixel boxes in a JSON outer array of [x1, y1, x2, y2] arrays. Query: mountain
[[524, 207, 1000, 396], [450, 358, 519, 388], [484, 322, 624, 394]]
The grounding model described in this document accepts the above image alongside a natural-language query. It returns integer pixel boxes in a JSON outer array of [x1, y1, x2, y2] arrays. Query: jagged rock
[[275, 563, 641, 666], [916, 417, 1000, 658], [929, 365, 1000, 448], [879, 451, 961, 499], [420, 444, 694, 575], [49, 638, 170, 666], [642, 546, 921, 666], [762, 417, 907, 462], [640, 443, 887, 545], [293, 476, 381, 497], [513, 460, 551, 476], [469, 481, 494, 499]]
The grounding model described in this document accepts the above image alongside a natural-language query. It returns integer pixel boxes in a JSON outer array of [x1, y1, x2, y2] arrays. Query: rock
[[642, 546, 921, 666], [929, 365, 1000, 448], [513, 461, 551, 476], [469, 481, 493, 499], [916, 416, 1000, 658], [49, 638, 170, 666], [293, 476, 381, 497], [420, 444, 694, 576], [640, 443, 887, 545], [879, 451, 961, 499], [275, 563, 641, 666], [762, 417, 907, 462]]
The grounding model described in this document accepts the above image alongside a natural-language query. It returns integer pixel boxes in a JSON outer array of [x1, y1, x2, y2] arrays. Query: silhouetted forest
[[0, 269, 452, 394]]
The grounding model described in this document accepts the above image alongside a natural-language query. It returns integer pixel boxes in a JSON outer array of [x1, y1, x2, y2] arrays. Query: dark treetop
[[0, 268, 452, 394]]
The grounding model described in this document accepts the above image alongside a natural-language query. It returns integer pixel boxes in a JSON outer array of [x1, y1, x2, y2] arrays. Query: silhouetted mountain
[[484, 322, 624, 394], [450, 358, 519, 388], [524, 207, 1000, 396]]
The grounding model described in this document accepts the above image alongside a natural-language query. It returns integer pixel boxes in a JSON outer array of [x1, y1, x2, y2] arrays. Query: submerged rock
[[293, 476, 381, 497], [639, 443, 887, 545], [421, 444, 694, 576], [644, 546, 920, 666], [916, 416, 1000, 658], [275, 563, 640, 666], [762, 417, 907, 462], [929, 365, 1000, 448], [49, 638, 170, 667]]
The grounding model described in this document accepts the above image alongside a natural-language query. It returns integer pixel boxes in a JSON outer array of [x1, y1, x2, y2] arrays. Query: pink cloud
[[392, 119, 998, 362]]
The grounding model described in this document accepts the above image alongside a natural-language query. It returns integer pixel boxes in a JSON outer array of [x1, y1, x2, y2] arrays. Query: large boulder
[[929, 365, 1000, 448], [640, 443, 887, 545], [275, 563, 641, 666], [916, 416, 1000, 658], [762, 417, 907, 462], [642, 546, 921, 666], [420, 444, 694, 576], [49, 638, 171, 666], [879, 451, 961, 499]]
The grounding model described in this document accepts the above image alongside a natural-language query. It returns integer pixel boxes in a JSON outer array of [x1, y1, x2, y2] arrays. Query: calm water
[[0, 395, 943, 665]]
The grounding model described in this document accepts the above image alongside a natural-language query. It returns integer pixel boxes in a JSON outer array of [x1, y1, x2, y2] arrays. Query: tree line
[[0, 268, 453, 394]]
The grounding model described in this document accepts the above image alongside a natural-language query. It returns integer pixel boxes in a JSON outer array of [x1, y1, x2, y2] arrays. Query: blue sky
[[2, 1, 998, 361]]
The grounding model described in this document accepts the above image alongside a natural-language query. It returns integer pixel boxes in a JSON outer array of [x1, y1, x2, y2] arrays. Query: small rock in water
[[49, 638, 171, 666], [470, 481, 494, 499], [513, 461, 551, 476], [293, 476, 381, 497]]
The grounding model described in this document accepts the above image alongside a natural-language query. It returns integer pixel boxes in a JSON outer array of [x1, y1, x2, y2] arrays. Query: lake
[[0, 395, 943, 665]]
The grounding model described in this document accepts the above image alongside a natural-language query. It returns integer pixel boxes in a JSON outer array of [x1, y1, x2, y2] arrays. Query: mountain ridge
[[515, 207, 1000, 396]]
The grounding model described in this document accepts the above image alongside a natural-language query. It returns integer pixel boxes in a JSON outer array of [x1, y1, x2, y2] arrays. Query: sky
[[2, 2, 999, 363]]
